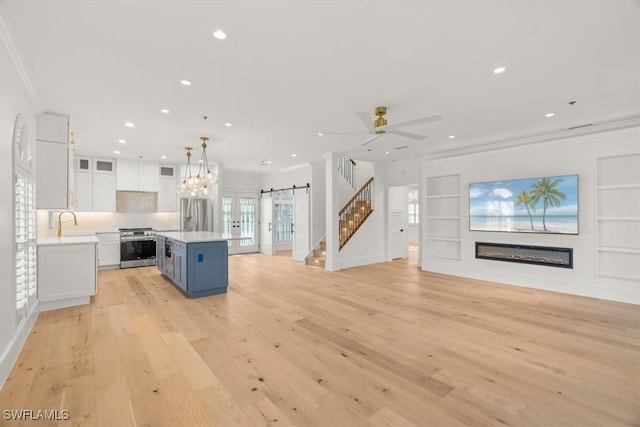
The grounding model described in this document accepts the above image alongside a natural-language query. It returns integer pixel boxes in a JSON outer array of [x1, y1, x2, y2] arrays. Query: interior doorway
[[388, 184, 419, 264]]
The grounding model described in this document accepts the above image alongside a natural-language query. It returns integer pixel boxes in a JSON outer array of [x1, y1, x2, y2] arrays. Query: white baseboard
[[338, 255, 386, 270], [0, 301, 39, 389]]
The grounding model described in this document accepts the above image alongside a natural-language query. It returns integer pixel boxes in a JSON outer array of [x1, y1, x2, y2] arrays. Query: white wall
[[260, 164, 311, 192], [385, 159, 421, 187], [421, 126, 640, 304], [310, 160, 326, 247], [0, 31, 40, 386], [326, 154, 386, 270], [221, 168, 262, 192]]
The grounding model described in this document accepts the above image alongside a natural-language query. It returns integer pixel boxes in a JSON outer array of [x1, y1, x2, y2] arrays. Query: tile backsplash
[[116, 191, 157, 213], [37, 210, 179, 238]]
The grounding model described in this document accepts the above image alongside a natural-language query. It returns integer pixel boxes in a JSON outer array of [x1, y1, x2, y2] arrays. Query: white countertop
[[157, 231, 238, 243], [37, 234, 99, 246]]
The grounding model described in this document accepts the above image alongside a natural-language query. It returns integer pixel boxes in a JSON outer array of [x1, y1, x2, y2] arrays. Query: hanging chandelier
[[178, 136, 219, 198]]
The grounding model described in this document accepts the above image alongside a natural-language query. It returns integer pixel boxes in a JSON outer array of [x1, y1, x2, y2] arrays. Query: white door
[[260, 197, 275, 255], [391, 212, 408, 259], [292, 190, 310, 261], [222, 192, 259, 254]]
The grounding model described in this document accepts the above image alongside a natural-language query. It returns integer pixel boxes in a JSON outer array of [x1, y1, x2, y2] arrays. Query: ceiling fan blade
[[383, 114, 443, 131], [389, 129, 427, 141], [360, 133, 383, 146], [356, 111, 375, 132], [320, 131, 367, 135]]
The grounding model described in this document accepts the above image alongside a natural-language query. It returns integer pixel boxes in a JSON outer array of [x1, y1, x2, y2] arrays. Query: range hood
[[116, 191, 158, 213]]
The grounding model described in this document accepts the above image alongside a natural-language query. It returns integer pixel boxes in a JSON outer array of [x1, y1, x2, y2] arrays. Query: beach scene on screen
[[469, 175, 578, 234]]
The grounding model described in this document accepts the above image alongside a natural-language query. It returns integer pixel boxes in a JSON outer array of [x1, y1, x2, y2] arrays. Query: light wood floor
[[2, 253, 639, 426]]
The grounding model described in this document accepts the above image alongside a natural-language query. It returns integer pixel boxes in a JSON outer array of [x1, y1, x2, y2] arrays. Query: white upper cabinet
[[138, 161, 160, 192], [92, 173, 116, 211], [37, 113, 68, 143], [117, 159, 159, 192], [158, 165, 178, 212], [93, 158, 116, 174], [74, 156, 92, 172], [36, 113, 69, 209], [73, 156, 116, 211], [74, 171, 93, 211]]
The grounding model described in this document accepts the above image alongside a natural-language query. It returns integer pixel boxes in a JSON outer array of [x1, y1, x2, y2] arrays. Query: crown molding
[[0, 10, 41, 111], [425, 115, 640, 161]]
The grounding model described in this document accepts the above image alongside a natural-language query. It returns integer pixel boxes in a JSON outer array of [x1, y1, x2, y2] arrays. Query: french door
[[260, 197, 274, 255], [222, 192, 259, 254]]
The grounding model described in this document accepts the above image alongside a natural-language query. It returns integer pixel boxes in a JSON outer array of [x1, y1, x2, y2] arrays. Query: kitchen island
[[156, 231, 230, 298]]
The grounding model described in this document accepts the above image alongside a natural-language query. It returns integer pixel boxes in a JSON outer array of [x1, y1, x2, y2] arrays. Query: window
[[274, 190, 293, 243], [408, 189, 419, 224]]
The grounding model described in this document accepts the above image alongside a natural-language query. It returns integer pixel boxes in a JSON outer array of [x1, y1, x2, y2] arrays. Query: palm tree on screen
[[515, 190, 536, 230], [531, 177, 566, 231]]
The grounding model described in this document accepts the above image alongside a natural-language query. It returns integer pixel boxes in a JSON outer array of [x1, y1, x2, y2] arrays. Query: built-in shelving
[[595, 153, 640, 283], [426, 174, 461, 260]]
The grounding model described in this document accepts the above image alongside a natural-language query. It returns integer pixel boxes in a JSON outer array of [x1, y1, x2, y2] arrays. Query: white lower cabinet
[[97, 232, 120, 268], [38, 242, 97, 311]]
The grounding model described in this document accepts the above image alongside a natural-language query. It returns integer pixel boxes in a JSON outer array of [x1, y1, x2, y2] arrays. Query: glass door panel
[[222, 192, 259, 254]]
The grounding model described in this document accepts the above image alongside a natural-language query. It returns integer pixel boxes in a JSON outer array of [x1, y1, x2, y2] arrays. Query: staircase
[[305, 241, 326, 268], [339, 177, 374, 250]]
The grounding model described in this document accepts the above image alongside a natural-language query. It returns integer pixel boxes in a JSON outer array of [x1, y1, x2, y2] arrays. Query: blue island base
[[156, 235, 229, 298]]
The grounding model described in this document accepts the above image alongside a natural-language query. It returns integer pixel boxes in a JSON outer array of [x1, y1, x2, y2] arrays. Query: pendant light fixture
[[177, 137, 219, 198]]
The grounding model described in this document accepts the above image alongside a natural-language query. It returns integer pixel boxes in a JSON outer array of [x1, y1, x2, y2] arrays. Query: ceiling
[[3, 1, 638, 173]]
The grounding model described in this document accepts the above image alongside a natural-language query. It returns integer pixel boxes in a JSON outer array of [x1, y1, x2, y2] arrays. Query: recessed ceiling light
[[118, 139, 126, 144], [493, 67, 506, 74], [180, 80, 192, 86], [160, 109, 170, 114], [448, 135, 455, 139], [317, 132, 324, 136], [224, 122, 233, 127], [545, 112, 555, 118], [161, 155, 167, 159], [213, 30, 227, 40], [125, 122, 135, 128], [114, 150, 120, 154], [385, 151, 390, 155], [291, 153, 297, 157]]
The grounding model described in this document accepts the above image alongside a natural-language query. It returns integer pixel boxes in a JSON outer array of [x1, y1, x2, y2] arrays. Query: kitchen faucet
[[57, 210, 78, 237]]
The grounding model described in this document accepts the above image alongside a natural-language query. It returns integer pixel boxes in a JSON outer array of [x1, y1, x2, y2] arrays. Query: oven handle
[[120, 237, 157, 242]]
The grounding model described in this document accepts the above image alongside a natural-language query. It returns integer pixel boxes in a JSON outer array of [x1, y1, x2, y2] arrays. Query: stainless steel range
[[119, 227, 157, 268]]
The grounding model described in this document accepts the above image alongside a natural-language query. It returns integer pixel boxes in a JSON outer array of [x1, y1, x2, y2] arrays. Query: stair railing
[[338, 177, 374, 250], [337, 157, 356, 189]]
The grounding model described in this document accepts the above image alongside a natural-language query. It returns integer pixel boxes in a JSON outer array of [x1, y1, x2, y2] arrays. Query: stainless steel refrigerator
[[180, 197, 213, 231]]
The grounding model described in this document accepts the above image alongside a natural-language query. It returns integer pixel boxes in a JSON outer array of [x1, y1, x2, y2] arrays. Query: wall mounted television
[[469, 175, 578, 234]]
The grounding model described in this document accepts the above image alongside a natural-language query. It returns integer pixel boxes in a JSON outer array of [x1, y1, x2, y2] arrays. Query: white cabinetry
[[38, 241, 97, 311], [74, 171, 93, 211], [93, 173, 116, 211], [36, 113, 69, 209], [73, 157, 116, 211], [596, 153, 640, 283], [97, 232, 120, 269], [425, 174, 461, 260], [158, 165, 178, 212], [117, 159, 159, 192]]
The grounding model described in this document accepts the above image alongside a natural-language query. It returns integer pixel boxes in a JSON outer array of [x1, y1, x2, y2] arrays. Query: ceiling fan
[[322, 106, 443, 146]]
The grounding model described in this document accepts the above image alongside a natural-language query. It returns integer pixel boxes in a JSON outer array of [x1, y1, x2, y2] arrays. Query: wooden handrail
[[338, 177, 374, 218]]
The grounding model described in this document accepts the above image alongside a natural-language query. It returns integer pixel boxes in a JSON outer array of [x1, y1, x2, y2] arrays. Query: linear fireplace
[[476, 242, 573, 269]]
